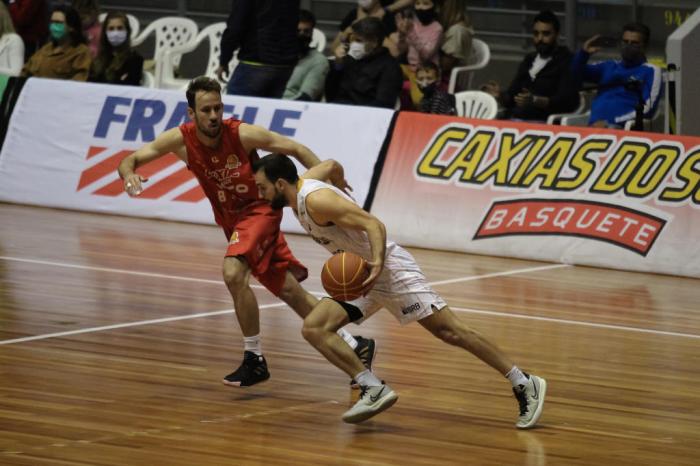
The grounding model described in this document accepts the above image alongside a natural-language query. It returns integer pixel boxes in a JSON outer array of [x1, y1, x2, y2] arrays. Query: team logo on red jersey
[[226, 154, 241, 169], [211, 156, 219, 163]]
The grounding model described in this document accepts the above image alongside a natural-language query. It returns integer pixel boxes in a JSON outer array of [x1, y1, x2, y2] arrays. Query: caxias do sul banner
[[371, 112, 700, 278]]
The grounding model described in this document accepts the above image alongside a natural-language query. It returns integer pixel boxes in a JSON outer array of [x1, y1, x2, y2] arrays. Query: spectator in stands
[[0, 2, 24, 76], [573, 23, 661, 128], [88, 11, 142, 86], [8, 0, 47, 60], [217, 0, 299, 98], [486, 10, 578, 122], [72, 0, 101, 57], [416, 61, 455, 115], [330, 0, 397, 57], [437, 0, 473, 91], [283, 9, 329, 101], [21, 4, 91, 81], [325, 17, 402, 109]]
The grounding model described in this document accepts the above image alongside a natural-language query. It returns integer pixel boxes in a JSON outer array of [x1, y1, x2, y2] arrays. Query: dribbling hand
[[361, 259, 383, 296]]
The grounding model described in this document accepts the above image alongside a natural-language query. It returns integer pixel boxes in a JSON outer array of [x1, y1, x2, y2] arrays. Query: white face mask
[[106, 30, 128, 47], [348, 41, 367, 60], [358, 0, 374, 10]]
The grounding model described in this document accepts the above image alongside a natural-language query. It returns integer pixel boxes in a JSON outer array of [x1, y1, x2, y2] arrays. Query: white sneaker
[[342, 384, 398, 423], [513, 374, 547, 429]]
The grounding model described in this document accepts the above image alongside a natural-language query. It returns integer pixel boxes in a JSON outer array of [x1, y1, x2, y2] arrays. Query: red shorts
[[222, 203, 307, 296]]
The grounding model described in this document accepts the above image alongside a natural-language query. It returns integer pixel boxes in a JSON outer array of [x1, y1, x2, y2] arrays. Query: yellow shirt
[[21, 42, 92, 81]]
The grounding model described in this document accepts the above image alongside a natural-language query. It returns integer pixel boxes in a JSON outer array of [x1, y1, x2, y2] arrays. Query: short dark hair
[[623, 22, 651, 46], [352, 17, 386, 44], [252, 153, 300, 184], [186, 76, 222, 109], [417, 61, 440, 77], [533, 10, 560, 33], [299, 9, 316, 28]]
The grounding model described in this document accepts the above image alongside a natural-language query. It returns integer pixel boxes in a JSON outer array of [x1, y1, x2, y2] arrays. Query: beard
[[270, 191, 288, 210], [198, 120, 221, 138]]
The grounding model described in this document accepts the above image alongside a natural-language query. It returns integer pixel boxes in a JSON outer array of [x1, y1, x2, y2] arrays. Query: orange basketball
[[321, 251, 370, 301]]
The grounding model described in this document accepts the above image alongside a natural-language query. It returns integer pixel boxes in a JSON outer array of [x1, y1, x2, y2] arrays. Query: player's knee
[[222, 258, 248, 291], [435, 325, 462, 346], [301, 317, 322, 345]]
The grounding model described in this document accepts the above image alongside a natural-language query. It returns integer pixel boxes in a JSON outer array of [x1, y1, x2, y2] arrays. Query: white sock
[[337, 328, 358, 350], [243, 334, 262, 356], [354, 369, 382, 387], [505, 366, 529, 387]]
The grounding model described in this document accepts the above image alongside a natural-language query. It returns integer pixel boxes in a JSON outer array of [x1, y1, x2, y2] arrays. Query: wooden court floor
[[1, 203, 699, 465]]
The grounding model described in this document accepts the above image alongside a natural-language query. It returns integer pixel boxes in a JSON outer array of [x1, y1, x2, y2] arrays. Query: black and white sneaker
[[222, 351, 270, 387], [342, 383, 398, 423], [513, 373, 547, 429], [350, 336, 377, 389]]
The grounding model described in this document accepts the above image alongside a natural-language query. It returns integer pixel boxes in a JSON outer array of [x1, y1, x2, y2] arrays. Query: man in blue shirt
[[572, 23, 662, 128]]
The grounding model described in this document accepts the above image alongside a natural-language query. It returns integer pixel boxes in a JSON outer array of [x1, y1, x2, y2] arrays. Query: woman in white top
[[0, 3, 24, 76]]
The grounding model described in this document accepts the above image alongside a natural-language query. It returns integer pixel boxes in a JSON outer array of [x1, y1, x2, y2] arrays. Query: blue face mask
[[50, 22, 66, 41]]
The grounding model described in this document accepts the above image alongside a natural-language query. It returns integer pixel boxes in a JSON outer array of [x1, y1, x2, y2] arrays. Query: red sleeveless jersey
[[179, 119, 280, 233]]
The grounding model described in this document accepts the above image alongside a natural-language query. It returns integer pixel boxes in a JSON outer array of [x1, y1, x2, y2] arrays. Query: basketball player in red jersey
[[117, 76, 376, 387]]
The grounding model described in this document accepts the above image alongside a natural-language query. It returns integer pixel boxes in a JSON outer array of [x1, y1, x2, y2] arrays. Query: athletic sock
[[355, 369, 382, 387], [505, 365, 529, 387], [243, 334, 262, 356], [337, 328, 358, 349]]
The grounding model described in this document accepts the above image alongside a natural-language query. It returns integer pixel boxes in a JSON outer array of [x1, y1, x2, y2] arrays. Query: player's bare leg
[[418, 306, 547, 429], [302, 299, 397, 423]]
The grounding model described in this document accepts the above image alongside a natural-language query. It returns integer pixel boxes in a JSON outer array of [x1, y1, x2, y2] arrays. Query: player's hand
[[333, 178, 354, 197], [123, 174, 148, 197], [583, 35, 602, 55], [216, 65, 228, 82], [361, 259, 383, 296]]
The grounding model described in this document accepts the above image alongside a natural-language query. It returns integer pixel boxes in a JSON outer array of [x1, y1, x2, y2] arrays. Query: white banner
[[0, 78, 393, 234], [372, 112, 700, 278]]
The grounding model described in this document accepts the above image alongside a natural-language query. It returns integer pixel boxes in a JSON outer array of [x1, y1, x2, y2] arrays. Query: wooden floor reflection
[[1, 203, 698, 465]]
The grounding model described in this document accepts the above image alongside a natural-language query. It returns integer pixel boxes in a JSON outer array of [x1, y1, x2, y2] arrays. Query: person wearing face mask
[[325, 17, 402, 108], [283, 10, 329, 101], [88, 11, 143, 86], [21, 4, 91, 81], [416, 61, 455, 115], [572, 22, 661, 128], [498, 10, 578, 122], [330, 0, 398, 57]]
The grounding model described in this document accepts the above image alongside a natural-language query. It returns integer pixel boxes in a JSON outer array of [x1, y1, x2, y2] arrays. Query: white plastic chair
[[159, 22, 235, 89], [98, 12, 141, 38], [131, 17, 198, 88], [141, 70, 155, 88], [454, 91, 498, 119], [546, 91, 589, 125], [448, 38, 490, 94], [310, 28, 326, 53]]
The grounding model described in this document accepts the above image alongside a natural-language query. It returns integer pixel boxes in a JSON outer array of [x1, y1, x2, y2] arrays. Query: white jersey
[[295, 178, 399, 261], [295, 178, 446, 325]]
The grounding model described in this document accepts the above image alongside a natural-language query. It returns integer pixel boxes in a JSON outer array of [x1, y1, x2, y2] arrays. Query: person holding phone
[[572, 23, 662, 128], [496, 10, 579, 122]]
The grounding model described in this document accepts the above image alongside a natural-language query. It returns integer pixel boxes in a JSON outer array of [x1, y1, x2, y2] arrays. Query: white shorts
[[341, 245, 447, 325]]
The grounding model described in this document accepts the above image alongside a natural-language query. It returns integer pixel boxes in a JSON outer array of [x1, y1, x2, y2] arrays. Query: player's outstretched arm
[[302, 160, 353, 194], [306, 189, 386, 290], [239, 123, 321, 169], [117, 127, 186, 196]]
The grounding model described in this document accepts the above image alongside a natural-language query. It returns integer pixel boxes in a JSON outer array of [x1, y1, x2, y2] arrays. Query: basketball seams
[[321, 251, 369, 301]]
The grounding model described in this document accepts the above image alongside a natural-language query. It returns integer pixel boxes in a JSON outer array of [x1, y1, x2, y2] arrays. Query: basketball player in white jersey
[[252, 153, 546, 427]]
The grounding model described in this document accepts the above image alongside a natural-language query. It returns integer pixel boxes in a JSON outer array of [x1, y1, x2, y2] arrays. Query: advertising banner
[[0, 78, 393, 234], [372, 112, 700, 278]]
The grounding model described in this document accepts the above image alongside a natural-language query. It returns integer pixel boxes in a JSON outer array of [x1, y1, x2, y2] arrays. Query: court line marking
[[451, 306, 700, 340], [0, 261, 566, 345]]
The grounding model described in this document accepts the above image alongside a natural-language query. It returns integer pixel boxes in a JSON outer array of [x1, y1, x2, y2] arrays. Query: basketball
[[321, 251, 370, 301]]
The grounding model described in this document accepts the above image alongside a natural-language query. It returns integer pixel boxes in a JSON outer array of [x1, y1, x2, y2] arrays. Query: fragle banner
[[0, 78, 394, 234], [372, 112, 700, 278]]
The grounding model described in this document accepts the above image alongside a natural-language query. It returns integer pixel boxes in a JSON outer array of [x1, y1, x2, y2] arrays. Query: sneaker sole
[[350, 342, 378, 389], [342, 391, 398, 424], [516, 377, 547, 429], [221, 374, 270, 388]]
